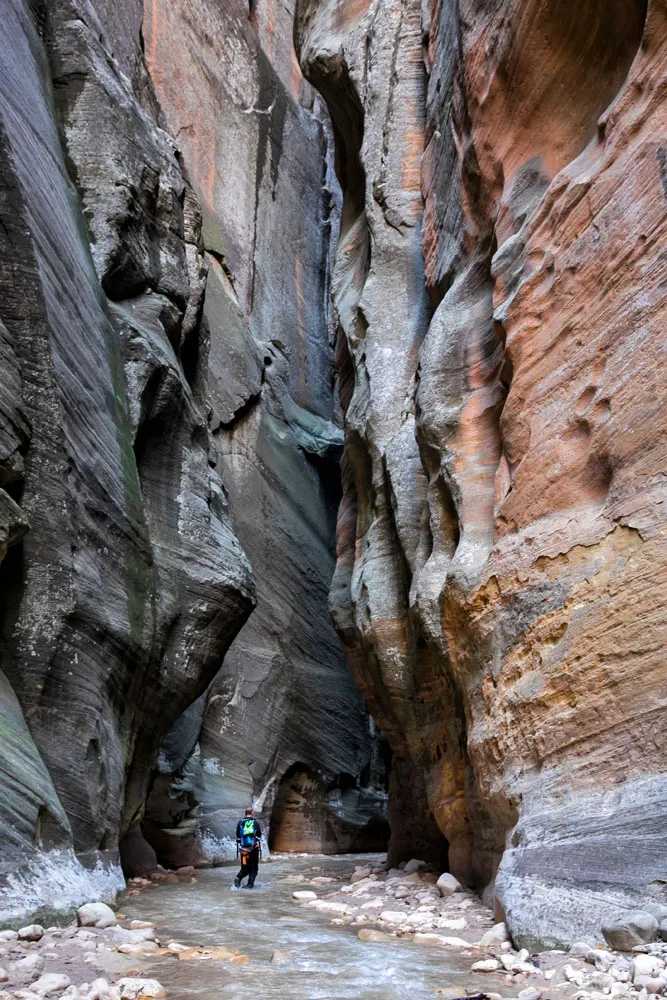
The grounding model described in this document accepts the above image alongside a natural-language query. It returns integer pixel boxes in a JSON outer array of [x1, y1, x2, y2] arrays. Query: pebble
[[633, 956, 664, 980], [87, 980, 111, 999], [0, 971, 7, 984], [634, 978, 667, 995], [403, 860, 426, 876], [292, 891, 317, 901], [571, 943, 595, 957], [438, 917, 467, 930]]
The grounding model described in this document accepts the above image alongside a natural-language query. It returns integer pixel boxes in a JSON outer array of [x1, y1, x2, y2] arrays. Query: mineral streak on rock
[[297, 0, 667, 945]]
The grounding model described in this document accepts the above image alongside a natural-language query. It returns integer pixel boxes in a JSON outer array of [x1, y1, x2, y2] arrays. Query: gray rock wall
[[0, 0, 254, 918], [0, 0, 386, 919]]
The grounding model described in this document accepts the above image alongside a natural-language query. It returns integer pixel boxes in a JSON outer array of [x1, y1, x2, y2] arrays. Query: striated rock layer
[[296, 0, 667, 946], [0, 0, 385, 920]]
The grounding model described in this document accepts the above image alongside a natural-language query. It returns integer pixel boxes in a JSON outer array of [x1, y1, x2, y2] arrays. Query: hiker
[[234, 806, 262, 888]]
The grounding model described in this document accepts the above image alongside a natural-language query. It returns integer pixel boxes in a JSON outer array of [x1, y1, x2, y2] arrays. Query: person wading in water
[[234, 807, 262, 888]]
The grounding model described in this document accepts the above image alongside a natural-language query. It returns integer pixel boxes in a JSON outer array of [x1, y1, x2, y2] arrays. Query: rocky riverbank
[[289, 860, 667, 1000], [1, 858, 667, 1000]]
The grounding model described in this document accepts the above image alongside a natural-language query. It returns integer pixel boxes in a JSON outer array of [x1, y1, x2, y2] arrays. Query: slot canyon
[[0, 0, 666, 981]]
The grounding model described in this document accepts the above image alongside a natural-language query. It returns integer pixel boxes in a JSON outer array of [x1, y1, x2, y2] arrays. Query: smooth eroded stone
[[471, 959, 501, 972], [436, 874, 463, 898], [77, 904, 116, 929], [603, 913, 659, 951], [116, 980, 166, 1000], [32, 975, 71, 995], [480, 923, 510, 947], [357, 929, 392, 942], [17, 926, 44, 942], [403, 860, 427, 875]]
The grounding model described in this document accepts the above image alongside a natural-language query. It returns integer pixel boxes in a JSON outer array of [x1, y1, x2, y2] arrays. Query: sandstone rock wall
[[296, 0, 667, 946], [139, 0, 387, 863], [0, 0, 382, 920]]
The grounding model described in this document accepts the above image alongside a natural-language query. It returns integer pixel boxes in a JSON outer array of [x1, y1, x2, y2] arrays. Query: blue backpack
[[240, 818, 256, 850]]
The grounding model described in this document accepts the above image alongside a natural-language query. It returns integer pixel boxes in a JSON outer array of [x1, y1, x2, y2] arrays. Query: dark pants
[[237, 847, 259, 885]]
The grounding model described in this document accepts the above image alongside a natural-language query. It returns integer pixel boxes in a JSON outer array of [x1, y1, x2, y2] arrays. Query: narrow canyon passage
[[1, 0, 667, 994]]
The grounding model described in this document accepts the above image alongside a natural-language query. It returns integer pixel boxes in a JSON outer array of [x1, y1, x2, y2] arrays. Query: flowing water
[[118, 854, 510, 1000]]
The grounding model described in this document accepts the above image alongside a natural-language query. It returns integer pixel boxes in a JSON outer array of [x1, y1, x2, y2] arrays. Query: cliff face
[[296, 0, 667, 946], [0, 0, 384, 920], [138, 0, 387, 864]]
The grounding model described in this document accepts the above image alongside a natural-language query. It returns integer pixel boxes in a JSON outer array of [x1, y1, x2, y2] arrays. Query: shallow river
[[119, 853, 506, 1000]]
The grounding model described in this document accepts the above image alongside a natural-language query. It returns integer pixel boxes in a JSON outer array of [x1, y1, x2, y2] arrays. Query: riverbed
[[117, 853, 508, 1000]]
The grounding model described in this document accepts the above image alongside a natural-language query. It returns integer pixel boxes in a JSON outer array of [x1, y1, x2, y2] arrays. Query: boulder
[[436, 874, 463, 898], [18, 926, 44, 942], [480, 923, 510, 947], [292, 891, 317, 901], [571, 942, 595, 957], [633, 977, 666, 995], [12, 955, 44, 975], [0, 970, 7, 984], [116, 981, 166, 1000], [357, 929, 391, 942], [88, 980, 112, 1000], [77, 904, 116, 929], [32, 975, 71, 995], [471, 959, 501, 972], [644, 905, 667, 922], [403, 860, 426, 875], [633, 956, 665, 981], [603, 913, 659, 951]]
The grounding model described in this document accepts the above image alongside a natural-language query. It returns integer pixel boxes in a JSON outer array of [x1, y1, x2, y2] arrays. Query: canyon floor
[[1, 855, 664, 1000]]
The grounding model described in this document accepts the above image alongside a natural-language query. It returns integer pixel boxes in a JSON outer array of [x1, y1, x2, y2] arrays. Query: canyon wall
[[0, 0, 384, 922], [139, 0, 387, 865], [296, 0, 667, 947]]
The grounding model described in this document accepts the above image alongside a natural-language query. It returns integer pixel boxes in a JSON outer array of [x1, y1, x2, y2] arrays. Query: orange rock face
[[298, 0, 667, 945]]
